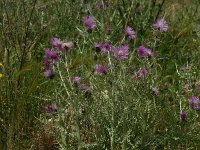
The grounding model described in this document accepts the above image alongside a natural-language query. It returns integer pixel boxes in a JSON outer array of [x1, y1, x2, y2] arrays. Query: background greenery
[[0, 0, 200, 149]]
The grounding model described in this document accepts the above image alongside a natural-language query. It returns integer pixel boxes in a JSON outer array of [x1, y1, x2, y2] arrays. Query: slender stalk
[[155, 0, 166, 20]]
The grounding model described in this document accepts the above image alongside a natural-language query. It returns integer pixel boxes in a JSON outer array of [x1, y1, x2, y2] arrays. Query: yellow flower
[[0, 73, 2, 78]]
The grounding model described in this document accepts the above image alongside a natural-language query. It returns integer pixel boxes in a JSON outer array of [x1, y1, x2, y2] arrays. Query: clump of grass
[[0, 0, 51, 149]]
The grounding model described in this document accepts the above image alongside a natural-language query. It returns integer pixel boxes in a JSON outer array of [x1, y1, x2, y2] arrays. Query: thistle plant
[[1, 0, 200, 149], [39, 0, 200, 149]]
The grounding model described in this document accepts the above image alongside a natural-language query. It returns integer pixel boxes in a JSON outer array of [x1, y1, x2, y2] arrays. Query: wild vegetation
[[0, 0, 200, 149]]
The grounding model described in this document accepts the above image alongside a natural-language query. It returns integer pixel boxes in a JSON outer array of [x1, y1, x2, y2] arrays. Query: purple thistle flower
[[132, 68, 148, 78], [152, 87, 159, 95], [50, 37, 62, 51], [83, 16, 96, 31], [137, 68, 148, 77], [43, 49, 58, 79], [43, 69, 55, 79], [95, 64, 108, 75], [51, 38, 73, 52], [180, 111, 187, 122], [136, 46, 153, 58], [44, 48, 59, 62], [94, 42, 112, 53], [51, 37, 59, 46], [80, 84, 90, 93], [72, 76, 81, 85], [189, 96, 200, 110], [101, 43, 112, 53], [124, 26, 136, 40], [114, 45, 129, 60], [153, 18, 169, 32]]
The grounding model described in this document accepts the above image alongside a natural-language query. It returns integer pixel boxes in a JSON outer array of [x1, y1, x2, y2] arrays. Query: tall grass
[[0, 0, 48, 149]]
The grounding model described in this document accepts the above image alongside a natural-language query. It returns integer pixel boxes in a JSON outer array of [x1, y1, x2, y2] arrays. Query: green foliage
[[1, 0, 200, 149]]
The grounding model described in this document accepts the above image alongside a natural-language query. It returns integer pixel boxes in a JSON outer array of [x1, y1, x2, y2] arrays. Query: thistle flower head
[[101, 43, 112, 53], [50, 37, 62, 51], [153, 18, 169, 32], [83, 16, 96, 31], [189, 96, 200, 110], [137, 68, 148, 77], [72, 76, 81, 85], [124, 26, 136, 39], [95, 64, 108, 75], [132, 67, 148, 78], [180, 111, 187, 122], [114, 45, 129, 60], [94, 42, 112, 53], [136, 46, 153, 58], [152, 87, 159, 95], [44, 48, 58, 61], [81, 84, 90, 93], [43, 69, 55, 79]]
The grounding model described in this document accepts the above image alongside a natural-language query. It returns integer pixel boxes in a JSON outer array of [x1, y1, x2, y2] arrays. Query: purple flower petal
[[83, 16, 96, 31], [80, 84, 90, 93], [50, 37, 62, 51], [44, 48, 59, 62], [114, 45, 129, 60], [137, 68, 148, 77], [43, 69, 55, 79], [136, 46, 153, 58], [132, 68, 148, 78], [94, 42, 112, 53], [152, 87, 159, 95], [95, 64, 108, 75], [72, 76, 81, 85], [153, 18, 169, 32], [101, 43, 112, 53], [180, 111, 187, 121], [124, 26, 136, 39], [189, 96, 200, 110]]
